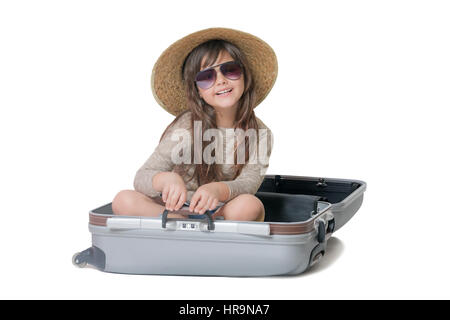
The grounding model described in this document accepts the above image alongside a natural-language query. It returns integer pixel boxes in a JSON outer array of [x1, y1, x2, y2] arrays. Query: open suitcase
[[73, 175, 366, 276]]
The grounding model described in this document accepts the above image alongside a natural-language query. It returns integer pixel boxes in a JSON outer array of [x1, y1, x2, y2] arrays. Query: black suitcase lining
[[258, 176, 360, 204], [255, 192, 321, 223]]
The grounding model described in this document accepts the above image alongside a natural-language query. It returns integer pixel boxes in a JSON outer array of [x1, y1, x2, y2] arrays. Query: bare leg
[[112, 190, 186, 218], [214, 194, 265, 222]]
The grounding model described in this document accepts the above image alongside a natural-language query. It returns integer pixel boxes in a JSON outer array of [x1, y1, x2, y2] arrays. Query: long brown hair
[[160, 39, 259, 186]]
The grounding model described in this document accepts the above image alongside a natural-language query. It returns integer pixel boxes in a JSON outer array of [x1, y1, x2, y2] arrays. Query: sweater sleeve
[[220, 122, 273, 201], [133, 113, 191, 198]]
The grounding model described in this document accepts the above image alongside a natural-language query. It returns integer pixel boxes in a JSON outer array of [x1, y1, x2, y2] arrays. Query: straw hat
[[151, 27, 278, 116]]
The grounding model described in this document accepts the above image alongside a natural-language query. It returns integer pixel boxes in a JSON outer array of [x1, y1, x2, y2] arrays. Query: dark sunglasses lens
[[221, 62, 242, 80], [195, 69, 215, 89]]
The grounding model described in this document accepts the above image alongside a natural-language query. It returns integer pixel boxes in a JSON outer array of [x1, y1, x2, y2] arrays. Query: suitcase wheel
[[72, 252, 87, 268], [311, 251, 324, 267]]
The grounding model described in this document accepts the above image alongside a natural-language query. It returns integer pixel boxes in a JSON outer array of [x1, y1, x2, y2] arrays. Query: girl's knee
[[224, 194, 265, 221], [112, 189, 139, 215]]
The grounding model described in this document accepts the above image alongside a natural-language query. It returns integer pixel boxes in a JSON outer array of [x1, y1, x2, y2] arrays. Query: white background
[[1, 0, 449, 299]]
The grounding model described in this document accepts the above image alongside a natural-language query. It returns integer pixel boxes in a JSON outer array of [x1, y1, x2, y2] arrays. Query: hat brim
[[151, 27, 278, 116]]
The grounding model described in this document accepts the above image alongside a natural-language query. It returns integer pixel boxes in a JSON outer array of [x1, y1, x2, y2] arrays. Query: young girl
[[111, 28, 277, 222]]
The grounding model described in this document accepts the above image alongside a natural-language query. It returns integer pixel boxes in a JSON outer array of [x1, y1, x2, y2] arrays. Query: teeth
[[217, 89, 232, 95]]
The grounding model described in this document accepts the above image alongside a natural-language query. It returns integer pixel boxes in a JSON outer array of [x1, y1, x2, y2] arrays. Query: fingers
[[167, 188, 178, 211], [210, 198, 218, 211], [202, 198, 214, 214], [189, 188, 219, 214], [195, 196, 216, 214], [194, 197, 208, 213], [189, 192, 200, 213], [193, 195, 207, 214], [162, 185, 170, 203], [174, 190, 186, 211], [164, 185, 186, 211]]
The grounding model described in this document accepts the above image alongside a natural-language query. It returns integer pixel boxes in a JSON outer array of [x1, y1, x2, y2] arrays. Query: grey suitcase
[[73, 175, 366, 276]]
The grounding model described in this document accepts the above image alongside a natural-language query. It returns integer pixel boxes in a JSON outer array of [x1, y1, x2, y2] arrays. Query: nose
[[215, 68, 228, 85]]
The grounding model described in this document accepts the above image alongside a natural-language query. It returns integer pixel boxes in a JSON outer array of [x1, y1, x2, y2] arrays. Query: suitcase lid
[[258, 175, 366, 231]]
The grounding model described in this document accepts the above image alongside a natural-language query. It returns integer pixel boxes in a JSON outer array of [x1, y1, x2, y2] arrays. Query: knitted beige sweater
[[133, 111, 273, 202]]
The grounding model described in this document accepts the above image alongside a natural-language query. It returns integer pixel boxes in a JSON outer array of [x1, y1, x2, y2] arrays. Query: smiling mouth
[[216, 88, 233, 96]]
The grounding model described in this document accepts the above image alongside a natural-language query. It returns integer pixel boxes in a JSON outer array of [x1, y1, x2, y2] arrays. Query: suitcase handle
[[161, 209, 215, 231], [317, 216, 335, 243]]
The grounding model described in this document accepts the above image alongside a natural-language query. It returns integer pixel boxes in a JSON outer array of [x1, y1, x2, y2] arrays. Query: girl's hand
[[160, 172, 187, 211], [189, 183, 221, 214]]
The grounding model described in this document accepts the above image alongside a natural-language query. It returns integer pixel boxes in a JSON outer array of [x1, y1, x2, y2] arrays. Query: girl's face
[[197, 50, 245, 113]]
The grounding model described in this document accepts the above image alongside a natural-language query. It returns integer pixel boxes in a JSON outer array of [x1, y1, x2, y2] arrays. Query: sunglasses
[[195, 61, 243, 90]]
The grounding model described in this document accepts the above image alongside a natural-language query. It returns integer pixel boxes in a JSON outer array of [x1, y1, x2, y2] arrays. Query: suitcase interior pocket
[[255, 192, 322, 223]]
